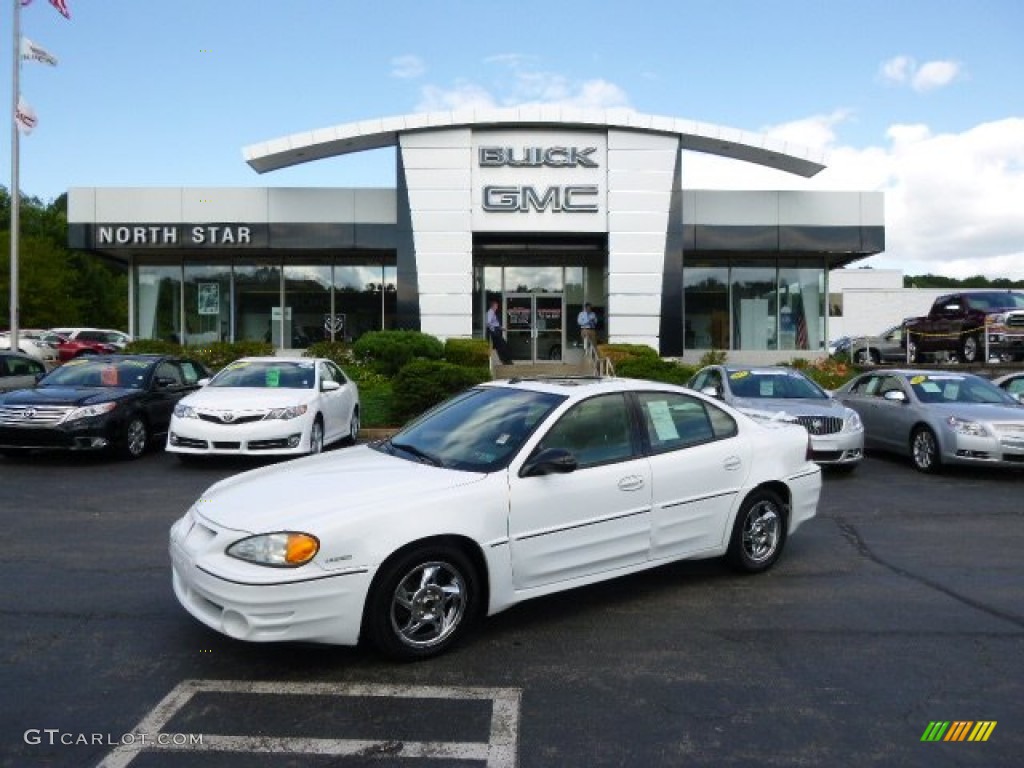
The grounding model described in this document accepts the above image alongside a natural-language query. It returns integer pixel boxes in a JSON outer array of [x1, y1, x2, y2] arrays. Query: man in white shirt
[[577, 303, 597, 352]]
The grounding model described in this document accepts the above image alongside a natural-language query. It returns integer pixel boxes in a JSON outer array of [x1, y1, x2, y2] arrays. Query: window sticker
[[729, 371, 750, 380], [265, 368, 280, 387], [910, 375, 927, 385], [646, 400, 680, 441], [496, 433, 511, 445], [297, 362, 314, 369], [100, 366, 119, 386], [920, 382, 942, 393], [759, 380, 775, 397]]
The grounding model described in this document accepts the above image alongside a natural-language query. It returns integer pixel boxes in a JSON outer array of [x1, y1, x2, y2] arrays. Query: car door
[[147, 361, 197, 434], [508, 393, 652, 591], [838, 374, 884, 447], [318, 361, 352, 443], [634, 391, 750, 559], [871, 374, 917, 451], [1, 355, 45, 392]]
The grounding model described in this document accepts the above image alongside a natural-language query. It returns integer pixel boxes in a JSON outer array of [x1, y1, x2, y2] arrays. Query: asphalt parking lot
[[1, 448, 1021, 767]]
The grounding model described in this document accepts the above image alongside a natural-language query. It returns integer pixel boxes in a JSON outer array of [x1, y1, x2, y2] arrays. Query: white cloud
[[683, 115, 1024, 280], [414, 56, 630, 113], [391, 55, 425, 79], [878, 55, 963, 92]]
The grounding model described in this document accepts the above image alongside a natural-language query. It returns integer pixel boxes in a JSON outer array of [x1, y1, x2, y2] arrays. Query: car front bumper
[[167, 416, 311, 456], [809, 429, 864, 466], [942, 428, 1024, 468], [0, 420, 117, 451], [170, 517, 372, 645]]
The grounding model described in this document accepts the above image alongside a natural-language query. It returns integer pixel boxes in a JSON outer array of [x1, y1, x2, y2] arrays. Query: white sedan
[[170, 376, 821, 659], [167, 357, 359, 459]]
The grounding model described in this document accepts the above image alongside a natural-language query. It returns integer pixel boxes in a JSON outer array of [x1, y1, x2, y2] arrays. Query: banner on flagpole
[[20, 37, 59, 66], [49, 0, 71, 19], [16, 96, 38, 135]]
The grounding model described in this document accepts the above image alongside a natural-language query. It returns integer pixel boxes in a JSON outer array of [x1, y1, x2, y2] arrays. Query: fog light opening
[[221, 610, 250, 639], [287, 434, 302, 448]]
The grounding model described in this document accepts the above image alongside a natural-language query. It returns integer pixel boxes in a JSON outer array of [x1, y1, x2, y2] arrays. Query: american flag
[[49, 0, 70, 19], [796, 309, 809, 349]]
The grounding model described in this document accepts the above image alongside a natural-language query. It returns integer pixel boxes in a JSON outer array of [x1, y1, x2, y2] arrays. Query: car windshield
[[41, 358, 153, 389], [964, 292, 1024, 310], [209, 361, 316, 389], [727, 370, 827, 400], [908, 374, 1018, 405], [375, 386, 566, 473]]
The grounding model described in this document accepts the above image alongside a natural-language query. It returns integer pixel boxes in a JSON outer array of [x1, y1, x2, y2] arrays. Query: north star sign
[[479, 145, 600, 213], [95, 224, 257, 247]]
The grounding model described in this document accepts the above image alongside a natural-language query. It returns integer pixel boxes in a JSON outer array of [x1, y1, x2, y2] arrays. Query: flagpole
[[9, 0, 21, 349]]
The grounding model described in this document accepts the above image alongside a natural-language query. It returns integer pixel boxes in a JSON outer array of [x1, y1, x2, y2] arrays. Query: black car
[[0, 354, 208, 459]]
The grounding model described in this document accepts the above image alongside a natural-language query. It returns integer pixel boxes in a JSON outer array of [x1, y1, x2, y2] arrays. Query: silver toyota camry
[[833, 369, 1024, 472]]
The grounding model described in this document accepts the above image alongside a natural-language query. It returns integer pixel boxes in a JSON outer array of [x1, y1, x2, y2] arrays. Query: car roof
[[481, 375, 690, 398], [230, 356, 321, 364]]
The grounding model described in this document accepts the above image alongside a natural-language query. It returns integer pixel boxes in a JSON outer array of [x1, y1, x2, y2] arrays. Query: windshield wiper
[[390, 440, 442, 467]]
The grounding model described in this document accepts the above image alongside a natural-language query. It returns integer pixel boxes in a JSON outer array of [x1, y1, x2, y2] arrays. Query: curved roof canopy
[[243, 108, 826, 178]]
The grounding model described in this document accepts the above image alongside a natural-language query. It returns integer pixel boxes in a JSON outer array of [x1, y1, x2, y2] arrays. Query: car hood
[[731, 397, 847, 421], [182, 387, 318, 409], [0, 386, 134, 407], [193, 445, 488, 533], [918, 402, 1024, 423]]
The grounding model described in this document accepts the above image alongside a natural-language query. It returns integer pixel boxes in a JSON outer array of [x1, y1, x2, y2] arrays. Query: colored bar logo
[[921, 721, 996, 742]]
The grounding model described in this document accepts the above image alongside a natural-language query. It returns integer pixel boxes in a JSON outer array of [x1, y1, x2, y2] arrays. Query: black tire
[[960, 333, 982, 363], [308, 416, 324, 455], [910, 426, 941, 473], [364, 544, 479, 660], [907, 339, 920, 364], [726, 489, 787, 573], [121, 417, 148, 459], [347, 406, 360, 444]]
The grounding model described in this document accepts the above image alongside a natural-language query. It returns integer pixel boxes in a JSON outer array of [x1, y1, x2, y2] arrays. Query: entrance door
[[505, 294, 564, 363]]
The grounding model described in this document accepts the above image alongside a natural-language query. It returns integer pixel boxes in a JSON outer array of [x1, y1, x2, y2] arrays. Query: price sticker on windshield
[[265, 368, 281, 387], [910, 375, 927, 385], [730, 371, 750, 380], [100, 366, 119, 386]]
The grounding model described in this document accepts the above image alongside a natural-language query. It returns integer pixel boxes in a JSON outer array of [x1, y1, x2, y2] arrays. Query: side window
[[850, 375, 880, 396], [155, 362, 184, 387], [534, 393, 634, 468], [179, 361, 201, 385], [690, 371, 708, 391], [319, 362, 337, 385], [637, 391, 735, 453], [324, 361, 348, 384]]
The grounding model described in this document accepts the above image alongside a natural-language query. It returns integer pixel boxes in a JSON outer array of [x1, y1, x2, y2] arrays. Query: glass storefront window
[[732, 266, 777, 350], [504, 266, 562, 293], [779, 261, 825, 351], [285, 264, 332, 346], [184, 264, 230, 345], [335, 264, 387, 342], [136, 264, 181, 342], [683, 263, 729, 350], [234, 261, 281, 344]]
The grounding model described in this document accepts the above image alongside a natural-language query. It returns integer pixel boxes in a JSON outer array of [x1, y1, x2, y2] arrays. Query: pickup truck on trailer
[[903, 291, 1024, 363]]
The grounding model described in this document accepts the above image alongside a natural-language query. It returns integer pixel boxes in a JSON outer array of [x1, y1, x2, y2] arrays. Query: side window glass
[[155, 362, 183, 386], [327, 361, 347, 384], [690, 371, 707, 391], [179, 362, 200, 385], [319, 363, 336, 384], [638, 391, 733, 452], [534, 394, 634, 468]]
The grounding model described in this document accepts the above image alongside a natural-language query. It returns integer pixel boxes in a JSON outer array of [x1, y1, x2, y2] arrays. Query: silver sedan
[[834, 369, 1024, 472], [689, 365, 864, 470]]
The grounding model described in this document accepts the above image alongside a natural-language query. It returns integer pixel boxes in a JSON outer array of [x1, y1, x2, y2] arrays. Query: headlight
[[174, 403, 198, 419], [946, 416, 988, 437], [226, 532, 320, 567], [989, 313, 1006, 325], [842, 408, 863, 432], [265, 405, 308, 420], [64, 402, 118, 422]]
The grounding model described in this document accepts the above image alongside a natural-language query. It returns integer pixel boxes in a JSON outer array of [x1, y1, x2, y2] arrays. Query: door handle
[[723, 456, 742, 471], [618, 475, 645, 491]]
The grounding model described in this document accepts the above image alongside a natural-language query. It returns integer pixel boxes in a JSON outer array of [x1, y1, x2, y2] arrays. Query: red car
[[52, 333, 119, 362]]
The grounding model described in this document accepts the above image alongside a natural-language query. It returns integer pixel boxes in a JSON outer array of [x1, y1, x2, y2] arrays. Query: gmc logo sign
[[482, 185, 599, 213]]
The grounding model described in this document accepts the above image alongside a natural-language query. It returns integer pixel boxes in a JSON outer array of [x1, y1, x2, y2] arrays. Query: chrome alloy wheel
[[742, 500, 781, 564], [389, 561, 467, 650], [912, 428, 938, 472], [124, 418, 147, 458]]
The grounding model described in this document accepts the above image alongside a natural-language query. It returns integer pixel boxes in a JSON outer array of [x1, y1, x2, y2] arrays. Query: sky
[[6, 0, 1024, 279]]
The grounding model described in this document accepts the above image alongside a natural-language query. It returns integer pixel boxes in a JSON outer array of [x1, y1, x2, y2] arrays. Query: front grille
[[173, 436, 208, 449], [993, 423, 1024, 435], [0, 405, 75, 426], [1005, 313, 1024, 328], [198, 412, 265, 425], [794, 415, 844, 435], [811, 450, 844, 462], [212, 441, 242, 449]]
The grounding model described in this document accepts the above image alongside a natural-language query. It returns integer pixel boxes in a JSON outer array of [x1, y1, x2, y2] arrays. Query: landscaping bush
[[353, 330, 444, 376], [697, 349, 729, 367], [390, 360, 490, 425], [615, 357, 697, 386], [444, 337, 491, 367], [303, 340, 352, 366], [123, 339, 184, 356], [597, 343, 660, 365], [788, 357, 857, 391], [122, 339, 272, 372]]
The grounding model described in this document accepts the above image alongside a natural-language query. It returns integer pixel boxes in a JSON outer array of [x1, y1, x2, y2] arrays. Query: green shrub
[[597, 343, 660, 365], [124, 339, 184, 356], [698, 349, 729, 367], [615, 357, 696, 386], [353, 330, 444, 376], [304, 340, 352, 365], [188, 341, 274, 371], [390, 360, 490, 425], [355, 378, 393, 428], [444, 337, 491, 367]]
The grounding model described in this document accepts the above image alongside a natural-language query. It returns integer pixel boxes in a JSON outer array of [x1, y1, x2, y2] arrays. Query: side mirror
[[521, 448, 578, 477], [883, 390, 907, 403], [155, 376, 177, 388], [700, 385, 722, 399], [321, 380, 342, 392], [196, 377, 210, 387]]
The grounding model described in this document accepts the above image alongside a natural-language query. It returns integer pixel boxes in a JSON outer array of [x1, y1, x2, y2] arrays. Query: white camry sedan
[[167, 357, 359, 459], [170, 376, 821, 659]]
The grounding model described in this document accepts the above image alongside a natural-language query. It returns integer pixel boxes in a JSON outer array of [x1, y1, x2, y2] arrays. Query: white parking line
[[97, 679, 521, 768]]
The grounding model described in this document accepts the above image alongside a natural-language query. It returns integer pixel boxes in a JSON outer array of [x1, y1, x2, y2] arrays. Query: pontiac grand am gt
[[170, 377, 821, 659]]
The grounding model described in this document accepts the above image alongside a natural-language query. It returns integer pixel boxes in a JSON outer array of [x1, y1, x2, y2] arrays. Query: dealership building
[[68, 109, 884, 362]]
